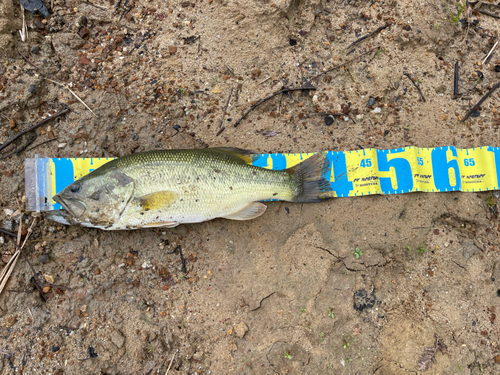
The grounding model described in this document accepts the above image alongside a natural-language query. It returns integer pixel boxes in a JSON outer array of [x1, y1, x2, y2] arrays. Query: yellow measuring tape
[[24, 146, 500, 212]]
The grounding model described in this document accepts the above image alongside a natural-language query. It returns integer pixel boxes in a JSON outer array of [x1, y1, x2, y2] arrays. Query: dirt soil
[[1, 0, 500, 373]]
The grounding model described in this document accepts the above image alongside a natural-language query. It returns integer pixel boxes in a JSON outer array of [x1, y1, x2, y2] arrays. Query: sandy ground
[[1, 0, 500, 373]]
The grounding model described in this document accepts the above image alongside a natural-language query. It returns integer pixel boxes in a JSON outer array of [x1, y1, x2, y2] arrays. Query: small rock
[[110, 330, 125, 349], [58, 143, 67, 148], [0, 236, 4, 245], [367, 97, 375, 106], [142, 260, 152, 269], [495, 355, 500, 364], [324, 115, 334, 126], [168, 45, 177, 54], [289, 38, 297, 46], [234, 322, 248, 338], [31, 45, 40, 54], [51, 346, 60, 352], [211, 86, 222, 94], [78, 27, 90, 39], [45, 274, 55, 284], [372, 107, 382, 113], [131, 133, 139, 141], [37, 254, 49, 264], [80, 16, 88, 27], [299, 30, 307, 36], [495, 65, 500, 72], [33, 19, 45, 30], [173, 124, 181, 131], [28, 85, 36, 94], [471, 110, 480, 118], [251, 69, 261, 78], [78, 56, 91, 65]]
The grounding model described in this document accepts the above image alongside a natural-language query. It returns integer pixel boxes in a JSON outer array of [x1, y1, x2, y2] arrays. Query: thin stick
[[0, 228, 18, 238], [217, 88, 233, 135], [18, 52, 39, 70], [233, 86, 316, 128], [258, 76, 271, 85], [478, 9, 500, 19], [482, 37, 500, 65], [0, 135, 36, 160], [0, 108, 69, 153], [347, 25, 388, 50], [313, 46, 379, 79], [165, 349, 178, 375], [403, 72, 426, 102], [454, 61, 459, 97], [25, 138, 58, 153], [462, 81, 500, 122], [46, 78, 97, 117]]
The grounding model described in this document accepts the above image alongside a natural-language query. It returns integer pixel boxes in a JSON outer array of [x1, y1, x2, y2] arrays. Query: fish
[[46, 147, 331, 230]]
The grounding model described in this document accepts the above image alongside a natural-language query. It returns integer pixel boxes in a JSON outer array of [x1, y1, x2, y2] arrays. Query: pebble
[[0, 236, 4, 245], [142, 260, 152, 269], [251, 69, 261, 78], [471, 111, 480, 118], [169, 45, 177, 54], [324, 115, 334, 126], [173, 124, 181, 131], [131, 133, 139, 141], [234, 322, 248, 338], [367, 97, 375, 106], [110, 330, 125, 349], [38, 254, 49, 264], [495, 65, 500, 72], [31, 45, 40, 54], [289, 38, 297, 46], [28, 85, 36, 94], [51, 346, 60, 352], [372, 107, 382, 113], [58, 143, 67, 148]]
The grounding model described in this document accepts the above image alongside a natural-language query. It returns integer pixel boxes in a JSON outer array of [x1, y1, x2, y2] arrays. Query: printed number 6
[[417, 157, 423, 166], [360, 158, 372, 168], [464, 158, 475, 167]]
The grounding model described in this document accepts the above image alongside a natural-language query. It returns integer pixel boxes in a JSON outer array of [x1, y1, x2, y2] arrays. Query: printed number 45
[[360, 158, 372, 168], [464, 158, 475, 167]]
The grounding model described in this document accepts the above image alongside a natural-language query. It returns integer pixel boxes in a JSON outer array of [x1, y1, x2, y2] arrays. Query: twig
[[0, 228, 18, 238], [347, 25, 388, 50], [19, 5, 28, 42], [216, 88, 233, 136], [165, 349, 178, 375], [313, 46, 379, 79], [403, 72, 426, 102], [0, 134, 36, 160], [478, 9, 500, 19], [0, 108, 70, 153], [483, 37, 500, 65], [258, 76, 271, 85], [233, 86, 316, 127], [45, 78, 97, 117], [18, 52, 39, 70], [25, 138, 58, 153], [454, 61, 459, 97], [462, 81, 500, 122]]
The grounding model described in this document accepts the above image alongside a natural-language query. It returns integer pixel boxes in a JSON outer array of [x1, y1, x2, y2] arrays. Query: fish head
[[52, 167, 135, 226]]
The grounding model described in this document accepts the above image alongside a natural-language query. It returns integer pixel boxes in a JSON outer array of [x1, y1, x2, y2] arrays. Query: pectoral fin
[[137, 191, 178, 211], [222, 202, 267, 221]]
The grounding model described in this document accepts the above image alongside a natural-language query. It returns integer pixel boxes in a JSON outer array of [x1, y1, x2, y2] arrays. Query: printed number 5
[[417, 157, 423, 166], [464, 158, 475, 167], [360, 158, 372, 168], [376, 150, 414, 194]]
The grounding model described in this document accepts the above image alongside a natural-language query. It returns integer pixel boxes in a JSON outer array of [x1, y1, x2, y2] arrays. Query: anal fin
[[142, 221, 179, 228], [222, 202, 267, 221]]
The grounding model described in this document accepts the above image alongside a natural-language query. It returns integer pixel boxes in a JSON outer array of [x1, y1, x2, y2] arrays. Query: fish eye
[[70, 182, 81, 193]]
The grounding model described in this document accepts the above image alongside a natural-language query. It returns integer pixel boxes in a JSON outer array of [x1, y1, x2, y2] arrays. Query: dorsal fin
[[211, 147, 259, 164]]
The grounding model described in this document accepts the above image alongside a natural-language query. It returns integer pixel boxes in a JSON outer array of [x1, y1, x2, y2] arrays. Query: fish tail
[[287, 152, 331, 202]]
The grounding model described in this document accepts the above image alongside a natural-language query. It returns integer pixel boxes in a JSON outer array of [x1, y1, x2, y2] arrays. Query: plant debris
[[416, 334, 447, 372]]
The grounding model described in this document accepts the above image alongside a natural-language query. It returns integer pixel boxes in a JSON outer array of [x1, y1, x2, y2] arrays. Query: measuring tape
[[24, 145, 500, 212]]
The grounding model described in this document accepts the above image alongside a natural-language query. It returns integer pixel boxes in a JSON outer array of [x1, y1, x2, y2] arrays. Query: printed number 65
[[464, 158, 475, 167]]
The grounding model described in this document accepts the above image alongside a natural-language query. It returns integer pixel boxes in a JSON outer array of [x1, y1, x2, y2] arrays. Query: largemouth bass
[[46, 147, 330, 230]]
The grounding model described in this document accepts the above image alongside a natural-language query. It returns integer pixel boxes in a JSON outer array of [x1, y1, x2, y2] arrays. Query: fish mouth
[[53, 194, 87, 218]]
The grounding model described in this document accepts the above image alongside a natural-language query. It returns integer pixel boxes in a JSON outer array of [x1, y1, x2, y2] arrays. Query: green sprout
[[328, 308, 335, 319], [443, 1, 465, 23], [301, 307, 306, 313], [406, 245, 412, 254], [284, 351, 292, 359], [343, 339, 351, 349], [418, 246, 428, 255], [354, 247, 363, 259]]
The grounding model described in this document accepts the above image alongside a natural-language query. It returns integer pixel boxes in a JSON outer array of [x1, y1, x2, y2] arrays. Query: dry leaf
[[44, 274, 55, 284]]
